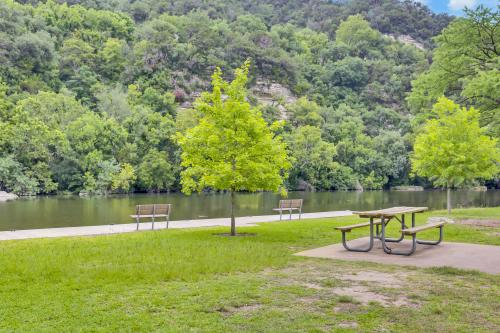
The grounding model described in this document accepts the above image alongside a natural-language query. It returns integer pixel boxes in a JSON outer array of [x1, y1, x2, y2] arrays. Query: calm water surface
[[0, 190, 498, 231]]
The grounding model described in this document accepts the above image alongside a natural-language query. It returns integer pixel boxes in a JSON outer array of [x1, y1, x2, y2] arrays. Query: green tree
[[112, 163, 136, 193], [137, 149, 176, 192], [176, 62, 290, 235], [412, 97, 499, 214], [285, 125, 337, 190], [408, 6, 499, 135], [335, 14, 382, 58]]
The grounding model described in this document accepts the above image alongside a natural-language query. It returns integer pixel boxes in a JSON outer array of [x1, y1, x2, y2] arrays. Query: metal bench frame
[[273, 199, 303, 220], [336, 218, 382, 252], [380, 214, 445, 256], [131, 204, 172, 230]]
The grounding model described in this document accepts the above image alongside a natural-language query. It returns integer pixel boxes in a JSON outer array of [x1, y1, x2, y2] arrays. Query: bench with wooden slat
[[273, 199, 303, 220], [335, 219, 383, 232], [401, 221, 446, 235], [131, 204, 172, 230]]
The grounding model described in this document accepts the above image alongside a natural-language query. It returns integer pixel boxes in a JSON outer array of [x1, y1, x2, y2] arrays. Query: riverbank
[[0, 210, 352, 241], [0, 207, 498, 331], [1, 189, 499, 231]]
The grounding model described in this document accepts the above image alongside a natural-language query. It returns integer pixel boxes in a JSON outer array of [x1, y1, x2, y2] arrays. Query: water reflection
[[0, 190, 498, 231]]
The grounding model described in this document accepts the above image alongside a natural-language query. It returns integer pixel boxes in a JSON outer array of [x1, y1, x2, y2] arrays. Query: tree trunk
[[446, 186, 451, 215], [230, 190, 236, 236]]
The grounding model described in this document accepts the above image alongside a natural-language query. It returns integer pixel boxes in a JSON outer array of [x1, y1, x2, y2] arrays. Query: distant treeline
[[0, 0, 496, 195]]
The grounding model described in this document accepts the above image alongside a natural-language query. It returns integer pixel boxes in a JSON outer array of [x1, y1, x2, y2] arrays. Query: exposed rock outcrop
[[252, 80, 298, 120], [0, 191, 18, 202], [385, 34, 425, 50]]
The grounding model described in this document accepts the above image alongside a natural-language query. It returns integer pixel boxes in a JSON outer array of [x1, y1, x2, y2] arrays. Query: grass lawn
[[0, 207, 499, 332]]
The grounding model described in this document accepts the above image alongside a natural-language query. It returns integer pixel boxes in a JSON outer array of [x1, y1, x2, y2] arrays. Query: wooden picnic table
[[348, 206, 428, 255]]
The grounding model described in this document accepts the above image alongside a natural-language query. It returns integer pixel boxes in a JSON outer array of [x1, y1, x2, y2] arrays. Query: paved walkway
[[295, 237, 500, 275], [0, 210, 352, 241]]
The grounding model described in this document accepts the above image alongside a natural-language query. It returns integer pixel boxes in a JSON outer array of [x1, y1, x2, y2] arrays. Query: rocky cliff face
[[251, 80, 298, 120], [385, 34, 425, 50]]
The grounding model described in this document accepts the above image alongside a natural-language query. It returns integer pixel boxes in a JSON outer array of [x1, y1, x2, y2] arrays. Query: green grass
[[0, 207, 499, 332]]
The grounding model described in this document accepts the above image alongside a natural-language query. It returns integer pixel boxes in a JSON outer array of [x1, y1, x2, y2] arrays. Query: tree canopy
[[412, 97, 499, 212], [176, 62, 290, 234], [408, 6, 499, 136], [0, 0, 497, 195]]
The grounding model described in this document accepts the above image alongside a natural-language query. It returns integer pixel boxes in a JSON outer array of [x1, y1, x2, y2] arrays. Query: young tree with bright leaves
[[176, 61, 290, 236], [411, 97, 499, 214]]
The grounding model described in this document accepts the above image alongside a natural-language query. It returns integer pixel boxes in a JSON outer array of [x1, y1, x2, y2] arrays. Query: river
[[0, 190, 498, 231]]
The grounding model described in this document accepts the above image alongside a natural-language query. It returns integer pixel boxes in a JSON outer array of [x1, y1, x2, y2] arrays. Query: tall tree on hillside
[[408, 6, 499, 136], [411, 97, 499, 214], [176, 61, 290, 236]]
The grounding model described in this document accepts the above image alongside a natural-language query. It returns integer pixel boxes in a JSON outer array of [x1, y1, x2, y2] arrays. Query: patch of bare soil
[[331, 286, 417, 307], [457, 219, 500, 227], [338, 321, 359, 328], [336, 271, 406, 286], [269, 262, 420, 308], [217, 304, 262, 315]]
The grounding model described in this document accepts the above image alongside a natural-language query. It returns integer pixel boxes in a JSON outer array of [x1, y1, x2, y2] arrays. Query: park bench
[[130, 204, 172, 230], [273, 199, 303, 220]]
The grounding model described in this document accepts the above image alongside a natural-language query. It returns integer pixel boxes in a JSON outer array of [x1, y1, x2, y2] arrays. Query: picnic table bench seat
[[392, 220, 446, 255], [402, 221, 446, 235], [334, 219, 383, 232]]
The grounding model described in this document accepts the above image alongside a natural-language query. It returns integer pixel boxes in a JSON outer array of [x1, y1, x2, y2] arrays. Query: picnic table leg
[[340, 217, 374, 252], [383, 215, 405, 243], [136, 217, 140, 231], [417, 225, 444, 245], [381, 214, 417, 256]]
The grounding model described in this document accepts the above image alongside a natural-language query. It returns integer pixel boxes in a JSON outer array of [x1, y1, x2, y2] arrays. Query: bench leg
[[152, 217, 155, 230], [340, 218, 374, 252], [417, 226, 443, 245], [299, 208, 302, 220], [166, 216, 169, 229], [380, 216, 417, 256], [136, 217, 140, 231]]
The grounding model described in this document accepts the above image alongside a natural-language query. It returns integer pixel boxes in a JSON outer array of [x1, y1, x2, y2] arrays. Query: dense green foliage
[[412, 97, 499, 212], [176, 63, 290, 234], [408, 6, 499, 136], [0, 0, 496, 194]]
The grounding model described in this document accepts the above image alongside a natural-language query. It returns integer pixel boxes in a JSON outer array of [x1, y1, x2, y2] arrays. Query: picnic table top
[[353, 206, 428, 218]]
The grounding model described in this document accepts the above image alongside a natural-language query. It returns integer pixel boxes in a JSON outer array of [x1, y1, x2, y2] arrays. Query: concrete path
[[295, 237, 500, 275], [0, 210, 352, 241]]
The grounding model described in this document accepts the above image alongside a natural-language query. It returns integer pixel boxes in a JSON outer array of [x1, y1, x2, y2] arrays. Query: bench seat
[[334, 219, 383, 232], [402, 221, 446, 235], [130, 214, 168, 218]]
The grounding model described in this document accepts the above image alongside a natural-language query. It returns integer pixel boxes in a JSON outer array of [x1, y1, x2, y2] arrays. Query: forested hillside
[[0, 0, 494, 195]]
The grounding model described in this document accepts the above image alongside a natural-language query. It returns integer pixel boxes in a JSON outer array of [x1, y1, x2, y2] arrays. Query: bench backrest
[[136, 204, 154, 216], [154, 204, 171, 216], [135, 204, 171, 216], [279, 199, 303, 209]]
